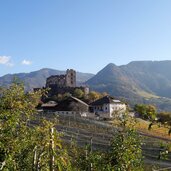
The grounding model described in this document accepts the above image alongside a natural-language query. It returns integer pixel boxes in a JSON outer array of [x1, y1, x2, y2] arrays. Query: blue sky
[[0, 0, 171, 76]]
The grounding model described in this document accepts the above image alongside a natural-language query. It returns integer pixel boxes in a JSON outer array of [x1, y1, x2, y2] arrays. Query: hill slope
[[1, 61, 171, 111], [121, 61, 171, 98], [0, 68, 94, 91], [86, 61, 171, 111]]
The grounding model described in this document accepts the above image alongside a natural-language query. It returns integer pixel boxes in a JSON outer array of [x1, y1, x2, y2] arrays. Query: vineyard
[[40, 111, 171, 169]]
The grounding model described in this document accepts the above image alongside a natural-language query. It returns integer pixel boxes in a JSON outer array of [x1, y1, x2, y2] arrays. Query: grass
[[109, 117, 171, 140], [135, 118, 171, 140]]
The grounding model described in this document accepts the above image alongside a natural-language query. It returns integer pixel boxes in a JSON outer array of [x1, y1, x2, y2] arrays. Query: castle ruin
[[46, 69, 76, 88], [46, 69, 89, 96]]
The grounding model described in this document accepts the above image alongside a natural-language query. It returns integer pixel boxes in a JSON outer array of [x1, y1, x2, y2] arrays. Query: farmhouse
[[90, 95, 127, 118], [41, 96, 89, 116]]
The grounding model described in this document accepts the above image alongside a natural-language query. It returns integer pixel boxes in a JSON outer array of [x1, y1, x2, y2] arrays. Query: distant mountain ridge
[[0, 68, 94, 91], [86, 61, 171, 111], [1, 61, 171, 111]]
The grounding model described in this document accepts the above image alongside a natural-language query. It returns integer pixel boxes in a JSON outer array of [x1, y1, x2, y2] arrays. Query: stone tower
[[66, 69, 76, 87]]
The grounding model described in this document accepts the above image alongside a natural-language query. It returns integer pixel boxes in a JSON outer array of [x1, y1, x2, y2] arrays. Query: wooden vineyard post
[[49, 127, 55, 171]]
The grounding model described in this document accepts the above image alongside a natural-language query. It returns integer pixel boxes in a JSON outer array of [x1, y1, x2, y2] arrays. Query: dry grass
[[135, 118, 171, 140], [109, 117, 171, 140]]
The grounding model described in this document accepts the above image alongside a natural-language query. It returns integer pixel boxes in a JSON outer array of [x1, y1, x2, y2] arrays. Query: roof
[[41, 101, 58, 107], [90, 96, 123, 106], [55, 96, 89, 111], [70, 96, 89, 107]]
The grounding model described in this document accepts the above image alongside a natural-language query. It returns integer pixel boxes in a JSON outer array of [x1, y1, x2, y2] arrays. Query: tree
[[146, 105, 157, 121], [30, 119, 71, 171], [101, 92, 109, 97], [109, 129, 143, 171], [88, 91, 101, 102], [63, 92, 71, 99], [134, 104, 147, 118], [73, 88, 84, 99], [71, 142, 109, 171], [0, 82, 71, 170], [157, 112, 171, 126], [56, 93, 64, 101], [134, 104, 157, 121], [73, 111, 144, 171], [157, 112, 171, 135], [109, 111, 144, 171]]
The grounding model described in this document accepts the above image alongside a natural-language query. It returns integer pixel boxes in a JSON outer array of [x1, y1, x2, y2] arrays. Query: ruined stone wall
[[66, 69, 76, 87], [46, 69, 76, 88], [45, 69, 90, 97], [46, 75, 66, 87]]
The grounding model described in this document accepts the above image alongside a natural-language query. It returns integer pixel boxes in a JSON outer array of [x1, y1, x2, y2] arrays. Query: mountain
[[0, 68, 94, 91], [1, 61, 171, 111], [86, 61, 171, 111]]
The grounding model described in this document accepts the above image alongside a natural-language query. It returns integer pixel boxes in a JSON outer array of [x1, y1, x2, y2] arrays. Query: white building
[[90, 95, 127, 118]]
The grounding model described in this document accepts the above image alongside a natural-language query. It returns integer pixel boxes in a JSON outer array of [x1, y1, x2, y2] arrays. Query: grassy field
[[135, 118, 171, 140]]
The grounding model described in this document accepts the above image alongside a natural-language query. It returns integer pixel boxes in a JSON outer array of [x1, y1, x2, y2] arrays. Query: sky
[[0, 0, 171, 76]]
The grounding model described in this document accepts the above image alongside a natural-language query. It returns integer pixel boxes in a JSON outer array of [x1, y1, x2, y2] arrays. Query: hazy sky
[[0, 0, 171, 76]]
